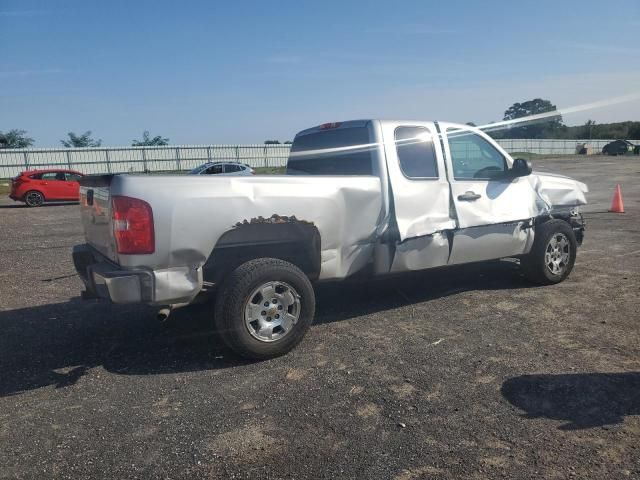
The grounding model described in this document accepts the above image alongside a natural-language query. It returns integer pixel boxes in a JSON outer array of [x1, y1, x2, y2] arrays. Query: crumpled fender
[[528, 171, 588, 211]]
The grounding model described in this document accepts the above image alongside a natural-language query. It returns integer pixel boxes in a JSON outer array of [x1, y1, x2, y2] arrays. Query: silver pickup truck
[[73, 120, 587, 359]]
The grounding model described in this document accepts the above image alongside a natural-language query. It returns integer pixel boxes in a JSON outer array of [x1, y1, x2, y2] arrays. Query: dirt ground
[[0, 155, 638, 479]]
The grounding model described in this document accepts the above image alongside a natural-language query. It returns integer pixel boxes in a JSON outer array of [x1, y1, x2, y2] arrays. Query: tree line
[[0, 130, 170, 149], [480, 98, 640, 140], [2, 98, 639, 149]]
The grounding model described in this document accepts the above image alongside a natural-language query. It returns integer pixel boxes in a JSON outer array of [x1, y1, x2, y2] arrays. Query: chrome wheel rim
[[26, 192, 43, 206], [545, 233, 570, 276], [244, 281, 301, 342]]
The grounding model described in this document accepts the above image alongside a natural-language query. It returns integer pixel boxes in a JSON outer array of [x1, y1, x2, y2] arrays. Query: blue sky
[[1, 0, 639, 146]]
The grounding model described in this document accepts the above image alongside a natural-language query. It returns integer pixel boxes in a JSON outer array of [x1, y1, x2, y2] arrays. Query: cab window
[[204, 164, 223, 174], [447, 129, 507, 180], [66, 173, 83, 182], [395, 126, 438, 179]]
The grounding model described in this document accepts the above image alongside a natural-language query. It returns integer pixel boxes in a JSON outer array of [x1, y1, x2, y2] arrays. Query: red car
[[9, 169, 85, 207]]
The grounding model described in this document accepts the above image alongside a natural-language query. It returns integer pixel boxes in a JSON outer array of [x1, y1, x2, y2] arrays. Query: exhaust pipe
[[157, 307, 172, 322], [157, 302, 189, 322]]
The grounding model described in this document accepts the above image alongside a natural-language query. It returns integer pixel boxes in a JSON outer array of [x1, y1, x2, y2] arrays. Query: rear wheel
[[214, 258, 315, 359], [24, 190, 44, 207], [521, 219, 577, 285]]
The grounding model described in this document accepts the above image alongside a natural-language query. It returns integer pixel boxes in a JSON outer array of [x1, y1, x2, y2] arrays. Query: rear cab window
[[287, 121, 375, 175], [395, 126, 438, 179]]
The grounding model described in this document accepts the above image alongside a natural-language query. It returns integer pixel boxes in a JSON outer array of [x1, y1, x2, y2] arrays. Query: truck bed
[[80, 174, 383, 285]]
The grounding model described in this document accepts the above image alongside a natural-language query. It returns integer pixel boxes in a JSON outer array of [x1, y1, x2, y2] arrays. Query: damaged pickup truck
[[73, 120, 587, 358]]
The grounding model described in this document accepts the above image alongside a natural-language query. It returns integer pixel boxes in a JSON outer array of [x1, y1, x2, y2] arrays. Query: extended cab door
[[381, 121, 456, 240], [64, 172, 83, 199], [440, 123, 541, 264]]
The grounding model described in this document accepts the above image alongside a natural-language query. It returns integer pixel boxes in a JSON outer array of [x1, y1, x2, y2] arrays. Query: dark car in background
[[602, 139, 640, 156]]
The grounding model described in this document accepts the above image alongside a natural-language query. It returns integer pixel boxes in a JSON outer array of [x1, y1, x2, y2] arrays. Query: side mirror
[[511, 158, 532, 177]]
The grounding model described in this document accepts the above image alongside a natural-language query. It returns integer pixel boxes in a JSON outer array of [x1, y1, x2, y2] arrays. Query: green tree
[[583, 120, 596, 139], [502, 98, 563, 138], [627, 122, 640, 139], [61, 131, 102, 148], [264, 140, 281, 144], [132, 131, 169, 146], [0, 129, 34, 148]]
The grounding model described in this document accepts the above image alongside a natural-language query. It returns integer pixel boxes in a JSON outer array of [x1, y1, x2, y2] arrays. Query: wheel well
[[534, 213, 584, 245], [203, 220, 321, 283]]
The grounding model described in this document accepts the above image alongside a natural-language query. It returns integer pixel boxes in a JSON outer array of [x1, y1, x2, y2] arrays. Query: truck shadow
[[0, 260, 529, 397], [502, 372, 640, 430]]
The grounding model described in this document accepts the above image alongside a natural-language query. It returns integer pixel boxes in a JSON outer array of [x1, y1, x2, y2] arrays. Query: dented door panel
[[381, 121, 456, 241], [389, 232, 450, 272], [448, 222, 534, 265]]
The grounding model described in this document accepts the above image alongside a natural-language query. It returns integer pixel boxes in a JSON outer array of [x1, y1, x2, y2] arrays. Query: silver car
[[189, 162, 255, 176]]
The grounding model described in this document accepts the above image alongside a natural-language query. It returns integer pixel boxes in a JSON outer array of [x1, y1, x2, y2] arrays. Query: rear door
[[64, 172, 83, 199], [203, 164, 224, 175], [39, 171, 68, 200], [440, 124, 540, 263], [380, 121, 455, 240], [223, 163, 242, 175]]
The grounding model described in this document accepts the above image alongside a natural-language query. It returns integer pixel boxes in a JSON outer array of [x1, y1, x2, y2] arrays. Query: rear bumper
[[72, 244, 154, 304]]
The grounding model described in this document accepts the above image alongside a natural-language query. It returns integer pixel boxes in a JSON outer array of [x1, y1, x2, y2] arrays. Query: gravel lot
[[1, 155, 639, 479]]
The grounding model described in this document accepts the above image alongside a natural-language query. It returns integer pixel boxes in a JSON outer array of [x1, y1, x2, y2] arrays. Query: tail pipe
[[157, 307, 172, 322]]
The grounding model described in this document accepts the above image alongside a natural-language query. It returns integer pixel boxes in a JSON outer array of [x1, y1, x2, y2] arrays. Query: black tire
[[521, 219, 577, 285], [24, 190, 44, 207], [214, 258, 315, 359]]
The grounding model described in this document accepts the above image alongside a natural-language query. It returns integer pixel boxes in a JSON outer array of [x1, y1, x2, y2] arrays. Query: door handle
[[458, 191, 481, 201]]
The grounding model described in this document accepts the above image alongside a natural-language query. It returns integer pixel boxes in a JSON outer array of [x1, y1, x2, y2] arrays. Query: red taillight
[[111, 196, 155, 254]]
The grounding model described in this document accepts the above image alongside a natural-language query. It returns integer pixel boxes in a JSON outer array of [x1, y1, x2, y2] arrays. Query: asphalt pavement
[[0, 155, 638, 479]]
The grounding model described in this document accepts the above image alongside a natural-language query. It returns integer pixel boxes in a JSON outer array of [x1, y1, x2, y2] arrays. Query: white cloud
[[365, 24, 458, 35], [563, 42, 640, 55], [0, 10, 45, 17], [263, 55, 303, 64], [0, 69, 65, 79]]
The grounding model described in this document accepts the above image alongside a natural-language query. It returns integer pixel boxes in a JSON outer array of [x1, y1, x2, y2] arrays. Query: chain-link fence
[[1, 139, 636, 178], [0, 144, 292, 178]]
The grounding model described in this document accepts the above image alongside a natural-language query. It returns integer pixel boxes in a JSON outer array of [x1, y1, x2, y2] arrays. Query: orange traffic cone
[[609, 184, 625, 213]]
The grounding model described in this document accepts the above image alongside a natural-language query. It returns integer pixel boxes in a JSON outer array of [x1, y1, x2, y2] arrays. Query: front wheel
[[521, 220, 577, 285], [214, 258, 315, 359]]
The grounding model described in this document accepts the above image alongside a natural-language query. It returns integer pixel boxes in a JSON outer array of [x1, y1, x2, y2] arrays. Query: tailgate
[[79, 175, 118, 262]]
